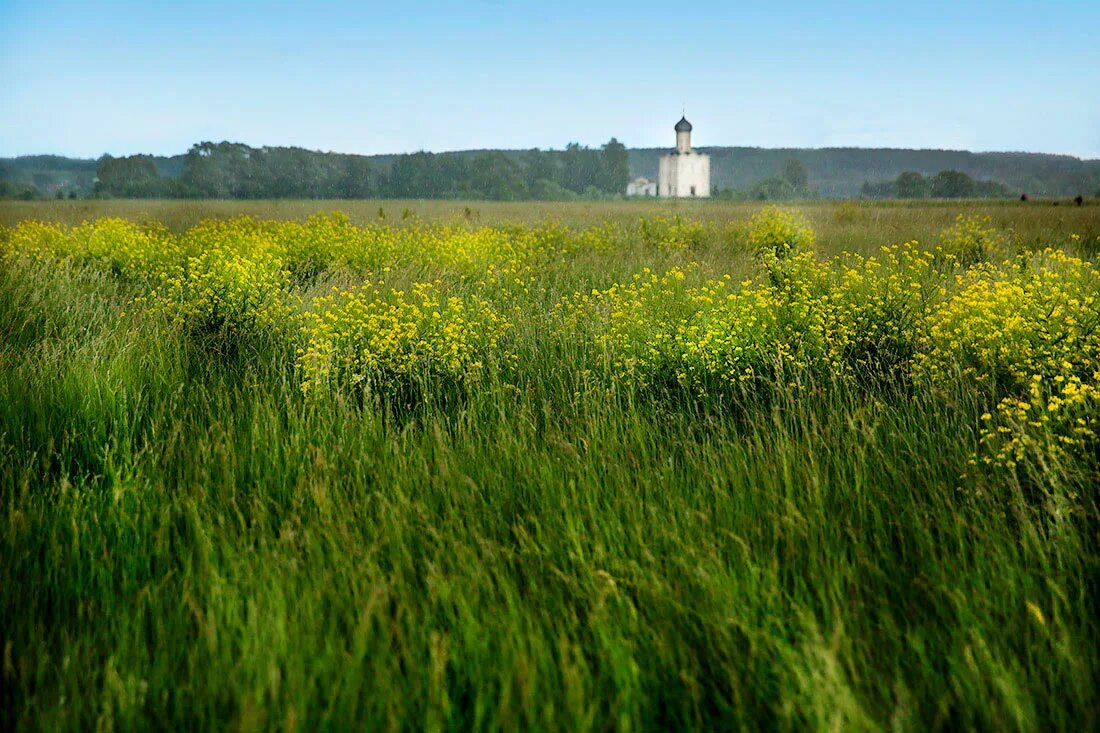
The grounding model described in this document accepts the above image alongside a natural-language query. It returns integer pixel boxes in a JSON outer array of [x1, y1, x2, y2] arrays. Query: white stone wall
[[626, 177, 657, 196], [658, 155, 673, 197], [659, 152, 710, 198]]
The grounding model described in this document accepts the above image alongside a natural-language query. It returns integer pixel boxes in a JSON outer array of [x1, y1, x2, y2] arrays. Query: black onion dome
[[674, 116, 693, 133]]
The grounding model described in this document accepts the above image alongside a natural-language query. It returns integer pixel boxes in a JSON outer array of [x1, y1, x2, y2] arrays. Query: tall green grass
[[1, 212, 1098, 731]]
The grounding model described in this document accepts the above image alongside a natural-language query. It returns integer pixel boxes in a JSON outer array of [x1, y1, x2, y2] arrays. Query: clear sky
[[2, 0, 1098, 159]]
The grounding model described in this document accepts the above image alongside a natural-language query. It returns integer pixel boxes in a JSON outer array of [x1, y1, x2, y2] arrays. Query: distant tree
[[560, 143, 601, 194], [180, 142, 254, 198], [388, 152, 469, 198], [0, 180, 36, 200], [713, 187, 747, 201], [95, 155, 158, 196], [465, 152, 528, 200], [781, 158, 808, 191], [1065, 170, 1095, 196], [751, 176, 796, 200], [894, 171, 928, 198], [972, 178, 1012, 199], [337, 156, 380, 198], [529, 178, 577, 201], [860, 180, 895, 199], [600, 138, 630, 193], [254, 146, 355, 198], [522, 149, 559, 190], [929, 170, 976, 198]]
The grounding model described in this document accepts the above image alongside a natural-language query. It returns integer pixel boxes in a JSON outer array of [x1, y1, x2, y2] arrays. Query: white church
[[626, 116, 711, 198], [658, 115, 710, 198]]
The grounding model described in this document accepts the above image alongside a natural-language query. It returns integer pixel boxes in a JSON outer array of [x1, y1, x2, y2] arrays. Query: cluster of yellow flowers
[[636, 215, 713, 253], [298, 282, 509, 395], [2, 218, 177, 279], [556, 265, 708, 388], [978, 373, 1099, 472], [938, 213, 1008, 265], [564, 242, 944, 391], [145, 242, 301, 347], [746, 205, 817, 259], [916, 249, 1100, 392], [817, 243, 940, 378], [173, 213, 564, 283]]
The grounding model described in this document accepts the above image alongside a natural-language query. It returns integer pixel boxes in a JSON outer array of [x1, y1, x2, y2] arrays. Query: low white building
[[626, 176, 657, 196], [658, 116, 710, 198]]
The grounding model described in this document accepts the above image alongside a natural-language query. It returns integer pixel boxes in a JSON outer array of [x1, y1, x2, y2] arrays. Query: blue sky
[[2, 0, 1098, 158]]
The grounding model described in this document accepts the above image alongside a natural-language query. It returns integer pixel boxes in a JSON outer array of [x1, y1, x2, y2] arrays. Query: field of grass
[[2, 201, 1099, 731], [3, 197, 1098, 256]]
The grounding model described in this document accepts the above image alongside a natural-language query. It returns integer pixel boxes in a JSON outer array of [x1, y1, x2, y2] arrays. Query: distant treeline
[[0, 154, 100, 200], [83, 141, 630, 201], [708, 161, 1017, 201], [4, 141, 1100, 200], [859, 170, 1013, 199]]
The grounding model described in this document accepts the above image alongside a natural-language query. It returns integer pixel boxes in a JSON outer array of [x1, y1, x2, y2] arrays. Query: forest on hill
[[2, 142, 1098, 201]]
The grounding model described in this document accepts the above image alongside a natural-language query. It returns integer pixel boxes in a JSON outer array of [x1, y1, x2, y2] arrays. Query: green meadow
[[1, 200, 1098, 731]]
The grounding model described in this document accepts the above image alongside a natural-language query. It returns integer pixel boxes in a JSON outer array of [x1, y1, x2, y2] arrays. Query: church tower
[[658, 115, 711, 198], [675, 115, 692, 153]]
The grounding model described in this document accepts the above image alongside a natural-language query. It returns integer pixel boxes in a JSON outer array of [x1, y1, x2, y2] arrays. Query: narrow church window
[[690, 186, 696, 196]]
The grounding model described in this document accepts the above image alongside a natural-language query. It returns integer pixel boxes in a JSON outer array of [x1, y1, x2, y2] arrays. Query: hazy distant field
[[3, 197, 1098, 255], [3, 201, 1099, 730]]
